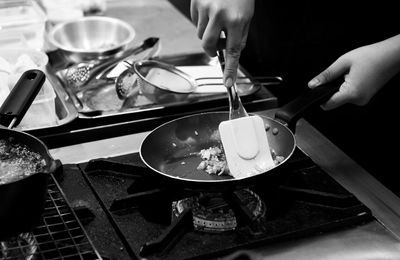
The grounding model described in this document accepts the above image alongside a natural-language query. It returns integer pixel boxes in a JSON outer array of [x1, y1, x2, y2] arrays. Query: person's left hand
[[308, 35, 400, 110], [190, 0, 255, 87]]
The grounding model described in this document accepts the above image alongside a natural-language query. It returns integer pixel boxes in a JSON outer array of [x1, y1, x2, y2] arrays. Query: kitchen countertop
[[49, 0, 400, 259]]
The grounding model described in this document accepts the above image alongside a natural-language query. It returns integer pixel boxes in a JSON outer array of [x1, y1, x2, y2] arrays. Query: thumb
[[308, 58, 348, 88]]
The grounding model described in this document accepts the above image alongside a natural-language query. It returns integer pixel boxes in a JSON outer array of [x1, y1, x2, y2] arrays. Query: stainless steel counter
[[49, 0, 400, 259]]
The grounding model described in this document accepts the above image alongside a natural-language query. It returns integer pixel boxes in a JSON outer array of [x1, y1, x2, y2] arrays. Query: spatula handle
[[226, 82, 248, 119]]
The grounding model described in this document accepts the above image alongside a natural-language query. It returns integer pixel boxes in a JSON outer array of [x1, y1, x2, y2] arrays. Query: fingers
[[201, 18, 222, 57], [190, 0, 254, 87], [196, 14, 209, 41], [191, 2, 209, 42], [223, 25, 244, 87], [200, 17, 244, 87], [221, 14, 251, 87], [190, 1, 198, 25], [320, 80, 351, 110], [190, 0, 220, 57], [308, 57, 351, 110], [308, 57, 349, 88]]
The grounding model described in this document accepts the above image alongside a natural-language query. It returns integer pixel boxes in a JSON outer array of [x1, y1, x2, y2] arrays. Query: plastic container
[[0, 0, 47, 50], [0, 48, 57, 129], [20, 73, 56, 129]]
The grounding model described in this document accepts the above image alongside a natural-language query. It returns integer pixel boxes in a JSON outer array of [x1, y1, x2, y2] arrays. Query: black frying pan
[[0, 70, 57, 240], [140, 80, 341, 192]]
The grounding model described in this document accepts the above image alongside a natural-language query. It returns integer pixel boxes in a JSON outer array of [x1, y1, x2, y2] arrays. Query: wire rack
[[0, 175, 102, 260]]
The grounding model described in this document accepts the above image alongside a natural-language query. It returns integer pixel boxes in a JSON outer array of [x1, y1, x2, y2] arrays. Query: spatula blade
[[219, 115, 275, 179]]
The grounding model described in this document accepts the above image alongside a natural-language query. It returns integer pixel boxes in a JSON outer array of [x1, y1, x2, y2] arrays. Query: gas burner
[[172, 189, 266, 233], [0, 233, 37, 260]]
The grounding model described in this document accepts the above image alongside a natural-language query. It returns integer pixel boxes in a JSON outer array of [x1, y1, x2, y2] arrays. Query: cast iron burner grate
[[171, 188, 267, 233], [0, 175, 102, 260], [76, 148, 373, 260]]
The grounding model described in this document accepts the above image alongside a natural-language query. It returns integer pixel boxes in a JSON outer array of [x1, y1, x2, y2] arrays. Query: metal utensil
[[117, 59, 248, 103], [115, 66, 138, 100], [115, 38, 161, 99], [62, 37, 159, 91]]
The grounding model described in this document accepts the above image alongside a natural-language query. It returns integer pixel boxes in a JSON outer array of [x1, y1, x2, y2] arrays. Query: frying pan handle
[[275, 78, 341, 133], [0, 69, 46, 128]]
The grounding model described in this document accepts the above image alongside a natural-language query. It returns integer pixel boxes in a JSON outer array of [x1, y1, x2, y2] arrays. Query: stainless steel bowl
[[48, 16, 135, 63]]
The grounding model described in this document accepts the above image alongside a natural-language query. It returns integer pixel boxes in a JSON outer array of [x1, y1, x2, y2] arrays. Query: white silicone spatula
[[217, 41, 275, 179]]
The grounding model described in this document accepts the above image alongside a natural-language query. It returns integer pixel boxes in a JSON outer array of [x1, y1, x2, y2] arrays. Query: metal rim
[[133, 60, 198, 94]]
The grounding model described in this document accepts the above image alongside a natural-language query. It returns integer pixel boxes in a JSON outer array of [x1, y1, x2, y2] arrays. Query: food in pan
[[271, 149, 285, 164], [197, 146, 229, 176], [196, 145, 285, 177], [0, 137, 46, 184]]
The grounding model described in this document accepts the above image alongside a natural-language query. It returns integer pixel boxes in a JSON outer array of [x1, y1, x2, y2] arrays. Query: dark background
[[168, 0, 399, 195]]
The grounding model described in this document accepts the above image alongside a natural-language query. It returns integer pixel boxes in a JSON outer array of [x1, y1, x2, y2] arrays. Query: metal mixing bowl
[[48, 16, 135, 63]]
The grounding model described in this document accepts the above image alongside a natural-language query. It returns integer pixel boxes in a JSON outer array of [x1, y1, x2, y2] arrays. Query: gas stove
[[48, 147, 373, 260]]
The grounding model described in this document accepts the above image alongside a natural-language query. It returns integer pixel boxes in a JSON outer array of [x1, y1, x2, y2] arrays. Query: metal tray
[[49, 52, 280, 119], [25, 51, 280, 148]]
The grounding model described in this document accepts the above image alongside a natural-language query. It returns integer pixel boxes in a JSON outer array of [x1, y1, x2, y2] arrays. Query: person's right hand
[[190, 0, 255, 88], [308, 34, 400, 110]]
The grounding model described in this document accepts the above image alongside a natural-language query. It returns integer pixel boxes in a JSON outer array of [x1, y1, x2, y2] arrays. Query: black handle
[[0, 69, 46, 128], [275, 78, 342, 133]]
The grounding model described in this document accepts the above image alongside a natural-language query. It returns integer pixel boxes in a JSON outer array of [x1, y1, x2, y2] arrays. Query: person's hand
[[308, 34, 400, 110], [190, 0, 255, 87]]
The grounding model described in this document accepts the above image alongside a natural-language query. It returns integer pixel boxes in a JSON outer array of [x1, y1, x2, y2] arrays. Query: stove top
[[53, 147, 373, 260]]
